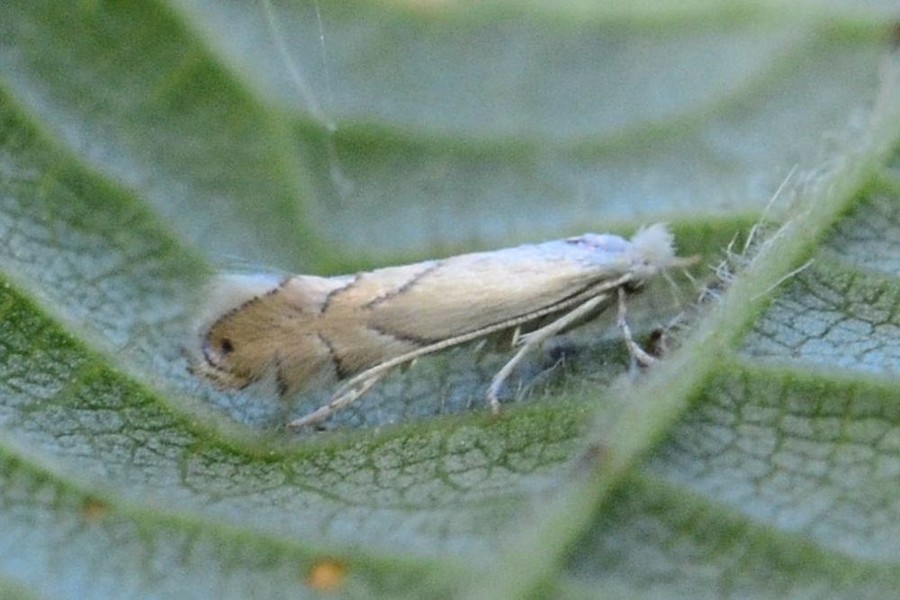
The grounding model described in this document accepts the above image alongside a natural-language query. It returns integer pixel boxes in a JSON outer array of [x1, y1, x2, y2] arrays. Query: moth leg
[[287, 370, 388, 430], [617, 287, 657, 367], [486, 294, 609, 414]]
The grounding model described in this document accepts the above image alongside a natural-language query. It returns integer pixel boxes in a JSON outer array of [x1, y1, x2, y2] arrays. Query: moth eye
[[202, 334, 235, 370]]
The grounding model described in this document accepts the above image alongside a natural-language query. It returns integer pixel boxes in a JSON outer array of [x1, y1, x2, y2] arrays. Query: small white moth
[[190, 224, 692, 429]]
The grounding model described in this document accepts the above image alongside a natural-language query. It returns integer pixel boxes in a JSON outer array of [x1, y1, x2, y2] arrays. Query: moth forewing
[[189, 223, 690, 429]]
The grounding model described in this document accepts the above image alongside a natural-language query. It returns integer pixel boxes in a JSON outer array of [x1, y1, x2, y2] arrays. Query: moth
[[190, 224, 693, 429]]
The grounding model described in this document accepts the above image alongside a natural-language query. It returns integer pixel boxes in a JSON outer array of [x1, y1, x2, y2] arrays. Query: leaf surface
[[1, 1, 900, 598]]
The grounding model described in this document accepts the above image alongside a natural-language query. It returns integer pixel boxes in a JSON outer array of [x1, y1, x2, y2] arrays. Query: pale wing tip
[[630, 223, 677, 268]]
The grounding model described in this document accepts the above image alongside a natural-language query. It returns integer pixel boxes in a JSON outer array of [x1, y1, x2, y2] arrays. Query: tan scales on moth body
[[189, 224, 694, 429]]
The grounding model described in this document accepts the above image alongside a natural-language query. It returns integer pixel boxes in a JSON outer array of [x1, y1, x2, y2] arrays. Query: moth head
[[189, 274, 285, 390]]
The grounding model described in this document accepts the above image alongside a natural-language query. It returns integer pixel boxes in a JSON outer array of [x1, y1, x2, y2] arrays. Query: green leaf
[[2, 1, 900, 598]]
